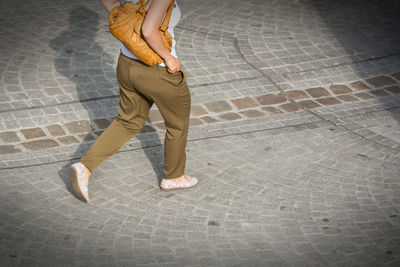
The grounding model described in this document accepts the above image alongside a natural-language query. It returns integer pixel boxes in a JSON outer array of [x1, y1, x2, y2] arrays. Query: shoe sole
[[69, 166, 89, 202]]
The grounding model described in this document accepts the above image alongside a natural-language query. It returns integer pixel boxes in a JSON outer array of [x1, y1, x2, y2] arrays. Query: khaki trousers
[[80, 53, 191, 179]]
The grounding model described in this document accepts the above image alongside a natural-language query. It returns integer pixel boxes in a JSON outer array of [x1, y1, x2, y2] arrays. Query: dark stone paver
[[21, 139, 59, 150], [240, 109, 264, 118], [57, 136, 80, 145], [46, 125, 66, 137], [219, 112, 242, 120], [337, 95, 359, 102], [392, 72, 400, 81], [305, 87, 331, 98], [0, 131, 19, 143], [261, 106, 284, 114], [329, 84, 353, 95], [366, 76, 397, 87], [21, 127, 46, 139], [201, 116, 218, 123], [279, 103, 302, 112], [316, 97, 342, 106], [93, 118, 111, 129], [231, 97, 258, 109], [354, 92, 375, 100], [205, 100, 233, 113], [286, 90, 309, 100], [386, 86, 400, 94], [64, 120, 93, 134], [256, 94, 287, 105], [296, 100, 321, 109], [190, 105, 208, 116], [350, 81, 370, 91], [369, 89, 391, 97]]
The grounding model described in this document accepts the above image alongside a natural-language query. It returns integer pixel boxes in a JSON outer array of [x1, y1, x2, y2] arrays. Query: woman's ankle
[[79, 162, 92, 180], [164, 175, 185, 181]]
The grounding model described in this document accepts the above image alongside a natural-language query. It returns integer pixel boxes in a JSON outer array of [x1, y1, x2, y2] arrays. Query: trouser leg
[[80, 54, 153, 172], [157, 80, 190, 179], [129, 60, 191, 179]]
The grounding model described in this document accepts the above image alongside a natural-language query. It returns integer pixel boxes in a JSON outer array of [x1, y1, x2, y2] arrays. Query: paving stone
[[384, 86, 400, 94], [93, 130, 104, 136], [305, 87, 330, 98], [296, 100, 321, 109], [57, 136, 80, 145], [155, 122, 166, 130], [0, 131, 20, 143], [329, 85, 352, 95], [337, 95, 359, 102], [285, 90, 309, 100], [93, 118, 111, 129], [77, 133, 96, 141], [46, 125, 66, 137], [21, 139, 59, 150], [391, 72, 400, 81], [354, 92, 375, 100], [190, 105, 208, 116], [205, 101, 232, 113], [140, 125, 156, 133], [201, 116, 218, 123], [0, 145, 21, 154], [64, 120, 93, 134], [256, 94, 287, 105], [279, 103, 302, 112], [148, 109, 163, 122], [231, 97, 258, 109], [369, 89, 391, 97], [189, 118, 203, 126], [240, 109, 264, 118], [219, 112, 242, 121], [21, 127, 46, 139], [261, 106, 284, 114], [1, 0, 400, 266], [350, 81, 369, 91], [316, 97, 342, 106], [365, 76, 397, 87]]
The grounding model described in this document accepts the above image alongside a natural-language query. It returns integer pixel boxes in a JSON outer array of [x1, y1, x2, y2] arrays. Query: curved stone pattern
[[179, 0, 400, 75], [1, 124, 400, 266], [0, 0, 400, 266], [0, 3, 120, 111]]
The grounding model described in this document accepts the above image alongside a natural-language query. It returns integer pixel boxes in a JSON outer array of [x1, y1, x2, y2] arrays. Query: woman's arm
[[98, 0, 121, 13], [142, 0, 180, 73]]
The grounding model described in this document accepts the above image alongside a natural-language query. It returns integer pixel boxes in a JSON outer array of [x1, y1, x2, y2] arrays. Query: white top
[[120, 0, 181, 67]]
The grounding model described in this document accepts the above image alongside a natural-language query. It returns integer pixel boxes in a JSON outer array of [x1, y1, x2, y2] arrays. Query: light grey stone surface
[[1, 0, 400, 266]]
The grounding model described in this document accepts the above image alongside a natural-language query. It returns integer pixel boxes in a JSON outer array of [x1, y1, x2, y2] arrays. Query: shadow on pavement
[[312, 0, 400, 119], [49, 7, 164, 197]]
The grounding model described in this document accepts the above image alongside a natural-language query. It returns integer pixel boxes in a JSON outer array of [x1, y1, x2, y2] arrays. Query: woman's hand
[[164, 55, 180, 73]]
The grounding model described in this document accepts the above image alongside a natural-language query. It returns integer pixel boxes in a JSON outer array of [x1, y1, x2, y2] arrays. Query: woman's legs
[[72, 54, 195, 201], [80, 54, 153, 172]]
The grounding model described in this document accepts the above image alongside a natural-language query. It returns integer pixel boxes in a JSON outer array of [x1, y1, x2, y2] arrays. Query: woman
[[69, 0, 197, 202]]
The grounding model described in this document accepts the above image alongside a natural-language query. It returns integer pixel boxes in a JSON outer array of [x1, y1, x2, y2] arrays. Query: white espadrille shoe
[[69, 162, 90, 202], [160, 175, 198, 191]]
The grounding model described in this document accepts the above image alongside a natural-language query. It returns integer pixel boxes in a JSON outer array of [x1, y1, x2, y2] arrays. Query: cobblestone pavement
[[1, 0, 400, 266]]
